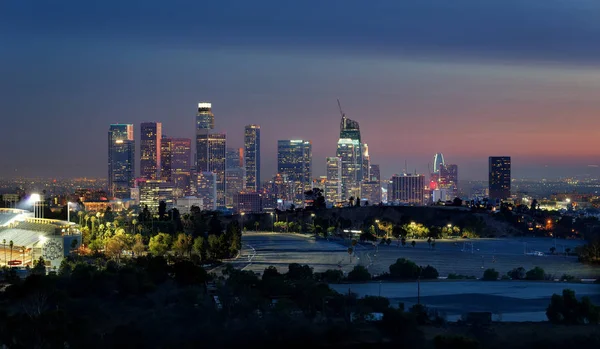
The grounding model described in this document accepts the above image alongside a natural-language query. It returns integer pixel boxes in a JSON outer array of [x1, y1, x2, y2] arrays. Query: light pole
[[67, 202, 74, 225], [270, 212, 274, 232], [311, 213, 315, 234], [240, 212, 245, 232]]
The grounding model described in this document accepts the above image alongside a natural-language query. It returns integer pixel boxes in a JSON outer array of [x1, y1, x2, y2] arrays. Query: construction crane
[[337, 99, 346, 119]]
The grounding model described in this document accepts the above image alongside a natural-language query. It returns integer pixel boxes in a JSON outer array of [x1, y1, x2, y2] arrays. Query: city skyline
[[4, 1, 600, 180]]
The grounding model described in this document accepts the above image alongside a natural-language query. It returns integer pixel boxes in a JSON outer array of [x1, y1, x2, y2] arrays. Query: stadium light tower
[[29, 193, 41, 218]]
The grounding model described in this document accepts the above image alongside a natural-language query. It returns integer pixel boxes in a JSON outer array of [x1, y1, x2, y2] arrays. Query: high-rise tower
[[108, 124, 135, 199], [244, 124, 261, 191], [195, 102, 227, 208], [336, 100, 364, 200], [489, 157, 511, 201], [140, 122, 162, 179], [433, 153, 445, 174], [277, 140, 312, 205]]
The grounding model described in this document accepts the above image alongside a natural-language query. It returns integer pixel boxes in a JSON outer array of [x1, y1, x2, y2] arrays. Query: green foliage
[[546, 289, 600, 324], [525, 266, 546, 280], [359, 295, 390, 312], [347, 265, 371, 282], [507, 267, 526, 280], [32, 257, 47, 275], [421, 265, 439, 279], [287, 263, 313, 281], [192, 236, 205, 260], [148, 233, 172, 256], [317, 269, 344, 283], [389, 258, 419, 280], [560, 274, 576, 282], [482, 268, 499, 281]]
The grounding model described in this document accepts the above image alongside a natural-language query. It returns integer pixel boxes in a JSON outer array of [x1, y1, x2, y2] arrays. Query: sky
[[2, 0, 600, 181]]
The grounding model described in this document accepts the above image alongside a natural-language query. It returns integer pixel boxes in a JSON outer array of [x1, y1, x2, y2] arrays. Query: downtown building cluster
[[107, 102, 513, 214]]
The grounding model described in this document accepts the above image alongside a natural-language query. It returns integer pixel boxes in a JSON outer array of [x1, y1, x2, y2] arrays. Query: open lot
[[240, 232, 599, 279]]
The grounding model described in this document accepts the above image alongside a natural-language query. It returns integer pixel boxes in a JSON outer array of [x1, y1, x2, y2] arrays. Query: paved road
[[331, 281, 600, 321]]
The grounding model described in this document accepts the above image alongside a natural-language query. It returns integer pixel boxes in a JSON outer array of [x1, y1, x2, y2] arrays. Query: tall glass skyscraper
[[195, 102, 227, 208], [108, 124, 135, 199], [140, 122, 162, 179], [277, 140, 312, 205], [325, 157, 342, 205], [337, 108, 364, 200], [489, 157, 511, 201], [161, 137, 192, 197], [244, 124, 260, 192]]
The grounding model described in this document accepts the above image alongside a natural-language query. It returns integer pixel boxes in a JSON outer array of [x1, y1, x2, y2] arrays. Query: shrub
[[546, 289, 600, 324], [507, 267, 526, 280], [359, 295, 390, 313], [526, 266, 545, 281], [319, 269, 344, 283], [560, 274, 576, 282], [347, 265, 371, 282], [482, 268, 499, 281], [421, 265, 439, 279], [447, 273, 476, 280], [389, 258, 420, 280]]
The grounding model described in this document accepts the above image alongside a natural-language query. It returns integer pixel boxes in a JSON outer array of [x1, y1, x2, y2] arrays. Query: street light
[[29, 193, 41, 218], [270, 212, 274, 232], [240, 212, 245, 232], [67, 202, 74, 224]]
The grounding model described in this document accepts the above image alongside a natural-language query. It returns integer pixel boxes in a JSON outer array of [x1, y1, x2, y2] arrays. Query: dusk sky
[[2, 0, 600, 181]]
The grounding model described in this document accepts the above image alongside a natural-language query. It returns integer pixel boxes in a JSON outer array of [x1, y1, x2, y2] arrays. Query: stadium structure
[[0, 208, 81, 270]]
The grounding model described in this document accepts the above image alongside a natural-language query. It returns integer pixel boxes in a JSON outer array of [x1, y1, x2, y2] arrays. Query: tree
[[105, 232, 129, 262], [427, 237, 432, 248], [389, 258, 420, 280], [401, 237, 407, 247], [132, 234, 145, 257], [546, 289, 600, 324], [347, 265, 371, 282], [508, 267, 526, 280], [148, 233, 172, 256], [254, 221, 260, 232], [9, 240, 13, 262], [483, 268, 499, 281], [348, 196, 354, 207], [158, 201, 167, 220], [192, 236, 205, 260], [550, 246, 556, 255], [355, 197, 361, 207], [287, 263, 313, 281], [526, 266, 546, 280], [452, 197, 463, 207], [31, 257, 47, 275], [172, 233, 192, 257], [411, 240, 416, 248], [421, 265, 439, 279], [530, 199, 538, 212]]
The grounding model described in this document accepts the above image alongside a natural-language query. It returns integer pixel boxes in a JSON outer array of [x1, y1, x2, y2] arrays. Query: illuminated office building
[[325, 157, 342, 205], [244, 125, 260, 192], [489, 156, 511, 201], [387, 174, 425, 205], [108, 124, 135, 199], [336, 138, 361, 200], [362, 143, 370, 181], [195, 102, 226, 207], [139, 180, 174, 212], [197, 171, 217, 211], [439, 164, 458, 198], [140, 122, 162, 179], [277, 140, 312, 205]]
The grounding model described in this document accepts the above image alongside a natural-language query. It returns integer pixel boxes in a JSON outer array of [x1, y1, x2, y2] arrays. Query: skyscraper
[[277, 140, 312, 205], [433, 153, 445, 174], [195, 102, 227, 208], [161, 138, 192, 197], [108, 124, 135, 199], [197, 172, 217, 211], [244, 124, 261, 192], [140, 122, 162, 179], [489, 157, 511, 201], [196, 102, 214, 131], [325, 157, 342, 205], [225, 147, 245, 208], [387, 174, 425, 205], [197, 133, 227, 207], [336, 104, 364, 200], [336, 138, 361, 200], [362, 143, 370, 182], [439, 164, 458, 198], [369, 164, 381, 182]]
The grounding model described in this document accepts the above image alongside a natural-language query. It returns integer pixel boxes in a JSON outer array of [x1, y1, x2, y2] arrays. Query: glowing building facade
[[108, 124, 135, 199], [244, 124, 261, 192], [489, 156, 511, 201], [387, 174, 425, 205], [140, 122, 162, 179], [325, 157, 342, 206], [277, 140, 312, 205]]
